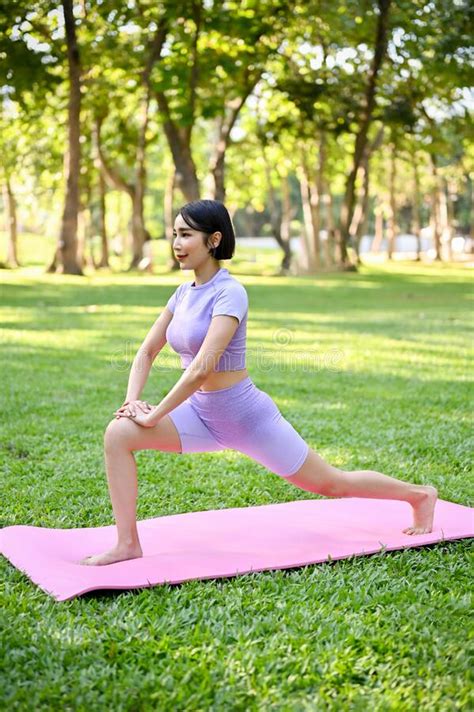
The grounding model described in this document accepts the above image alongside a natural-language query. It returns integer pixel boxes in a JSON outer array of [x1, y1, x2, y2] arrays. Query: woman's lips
[[176, 255, 188, 260]]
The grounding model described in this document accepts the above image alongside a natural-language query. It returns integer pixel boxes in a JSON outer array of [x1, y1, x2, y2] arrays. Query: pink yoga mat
[[1, 497, 472, 602]]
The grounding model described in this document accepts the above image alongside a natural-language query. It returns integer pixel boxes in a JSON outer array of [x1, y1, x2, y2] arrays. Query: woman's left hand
[[113, 406, 157, 428], [131, 410, 157, 427]]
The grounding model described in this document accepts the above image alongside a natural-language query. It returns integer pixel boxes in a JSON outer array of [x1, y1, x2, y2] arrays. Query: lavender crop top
[[165, 267, 248, 371]]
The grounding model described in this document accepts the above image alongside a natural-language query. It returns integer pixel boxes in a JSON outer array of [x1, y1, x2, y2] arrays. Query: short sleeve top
[[165, 267, 248, 371]]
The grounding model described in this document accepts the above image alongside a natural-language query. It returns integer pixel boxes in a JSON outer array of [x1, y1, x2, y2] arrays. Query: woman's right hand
[[114, 399, 153, 419]]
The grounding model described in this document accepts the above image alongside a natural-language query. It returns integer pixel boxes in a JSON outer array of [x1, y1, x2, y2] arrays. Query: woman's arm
[[124, 307, 173, 401], [144, 367, 208, 424], [124, 349, 154, 402], [146, 314, 240, 425]]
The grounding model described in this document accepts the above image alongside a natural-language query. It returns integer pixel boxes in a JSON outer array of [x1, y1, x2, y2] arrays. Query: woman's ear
[[212, 231, 222, 249]]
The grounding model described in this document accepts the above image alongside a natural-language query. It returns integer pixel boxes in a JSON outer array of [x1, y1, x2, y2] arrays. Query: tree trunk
[[439, 179, 452, 261], [269, 173, 292, 274], [338, 0, 391, 270], [326, 191, 338, 264], [355, 162, 370, 264], [298, 161, 315, 272], [211, 150, 226, 202], [209, 116, 227, 201], [167, 135, 199, 202], [316, 132, 328, 267], [155, 92, 200, 203], [128, 191, 146, 270], [309, 152, 322, 271], [92, 119, 109, 269], [96, 123, 135, 262], [128, 92, 150, 270], [165, 167, 179, 271], [349, 175, 365, 264], [97, 168, 110, 268], [54, 0, 83, 275], [77, 199, 86, 269], [263, 148, 292, 274], [322, 193, 334, 266], [94, 22, 167, 272], [118, 195, 129, 266], [209, 72, 262, 201], [411, 153, 422, 261], [279, 173, 293, 273], [429, 154, 442, 261], [95, 115, 148, 271], [387, 143, 397, 260], [445, 180, 456, 262], [352, 126, 384, 263], [372, 196, 384, 253], [321, 148, 337, 268], [78, 181, 95, 270], [3, 177, 20, 267]]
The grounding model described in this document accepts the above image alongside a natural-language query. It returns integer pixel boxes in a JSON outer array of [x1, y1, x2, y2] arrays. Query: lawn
[[1, 250, 472, 710]]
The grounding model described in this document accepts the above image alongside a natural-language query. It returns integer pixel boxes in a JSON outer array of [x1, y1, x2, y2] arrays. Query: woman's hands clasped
[[114, 399, 156, 427]]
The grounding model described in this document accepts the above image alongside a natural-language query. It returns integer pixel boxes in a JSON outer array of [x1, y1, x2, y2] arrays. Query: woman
[[82, 200, 437, 566]]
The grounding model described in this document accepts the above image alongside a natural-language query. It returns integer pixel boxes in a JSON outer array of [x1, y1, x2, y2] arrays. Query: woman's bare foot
[[80, 542, 143, 566], [403, 485, 438, 535]]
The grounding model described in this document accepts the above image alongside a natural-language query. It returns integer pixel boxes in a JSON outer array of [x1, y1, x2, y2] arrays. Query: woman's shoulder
[[218, 270, 247, 292], [215, 272, 248, 300], [213, 272, 248, 311]]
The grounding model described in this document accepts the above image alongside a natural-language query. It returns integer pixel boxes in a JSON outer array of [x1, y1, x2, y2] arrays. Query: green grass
[[1, 255, 473, 710]]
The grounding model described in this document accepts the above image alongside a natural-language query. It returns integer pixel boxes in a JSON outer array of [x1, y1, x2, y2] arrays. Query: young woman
[[82, 200, 438, 566]]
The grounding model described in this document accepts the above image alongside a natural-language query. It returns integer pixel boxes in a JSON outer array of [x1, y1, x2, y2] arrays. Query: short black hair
[[176, 199, 235, 260]]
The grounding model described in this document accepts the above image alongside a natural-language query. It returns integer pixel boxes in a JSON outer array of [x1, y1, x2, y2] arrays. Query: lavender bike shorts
[[167, 376, 309, 478]]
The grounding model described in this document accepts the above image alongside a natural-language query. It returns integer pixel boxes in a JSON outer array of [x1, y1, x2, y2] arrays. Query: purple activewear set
[[164, 267, 309, 477]]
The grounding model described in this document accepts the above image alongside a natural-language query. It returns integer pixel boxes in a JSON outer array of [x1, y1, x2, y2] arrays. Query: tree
[[338, 0, 392, 269], [47, 0, 83, 274]]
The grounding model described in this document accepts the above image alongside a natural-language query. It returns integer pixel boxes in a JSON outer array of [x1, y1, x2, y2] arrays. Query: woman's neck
[[192, 262, 221, 286]]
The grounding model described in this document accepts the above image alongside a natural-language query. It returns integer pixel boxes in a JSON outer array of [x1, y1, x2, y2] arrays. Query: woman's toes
[[80, 555, 96, 565], [79, 545, 143, 566], [403, 526, 430, 535]]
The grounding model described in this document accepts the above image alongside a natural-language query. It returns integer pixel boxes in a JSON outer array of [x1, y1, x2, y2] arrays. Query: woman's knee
[[104, 415, 182, 454], [285, 448, 344, 496], [104, 417, 136, 451]]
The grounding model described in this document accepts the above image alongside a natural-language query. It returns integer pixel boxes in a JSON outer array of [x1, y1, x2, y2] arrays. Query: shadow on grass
[[1, 269, 471, 310]]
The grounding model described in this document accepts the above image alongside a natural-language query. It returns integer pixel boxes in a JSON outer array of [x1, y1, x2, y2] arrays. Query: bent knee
[[104, 417, 138, 449]]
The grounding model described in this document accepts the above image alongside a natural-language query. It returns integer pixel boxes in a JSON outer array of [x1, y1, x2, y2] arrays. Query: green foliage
[[0, 0, 471, 263]]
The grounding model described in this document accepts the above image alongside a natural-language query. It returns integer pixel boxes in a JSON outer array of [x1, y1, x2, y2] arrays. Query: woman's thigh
[[104, 414, 183, 453], [104, 399, 225, 455], [190, 382, 310, 477], [231, 408, 310, 477]]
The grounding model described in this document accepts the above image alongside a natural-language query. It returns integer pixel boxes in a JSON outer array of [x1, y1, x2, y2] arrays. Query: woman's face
[[172, 214, 220, 270]]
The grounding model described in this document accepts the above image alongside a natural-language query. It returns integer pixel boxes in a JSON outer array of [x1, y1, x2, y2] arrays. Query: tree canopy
[[1, 0, 472, 273]]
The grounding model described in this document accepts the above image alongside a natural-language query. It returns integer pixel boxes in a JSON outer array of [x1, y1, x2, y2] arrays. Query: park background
[[1, 1, 473, 710], [0, 0, 472, 272]]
